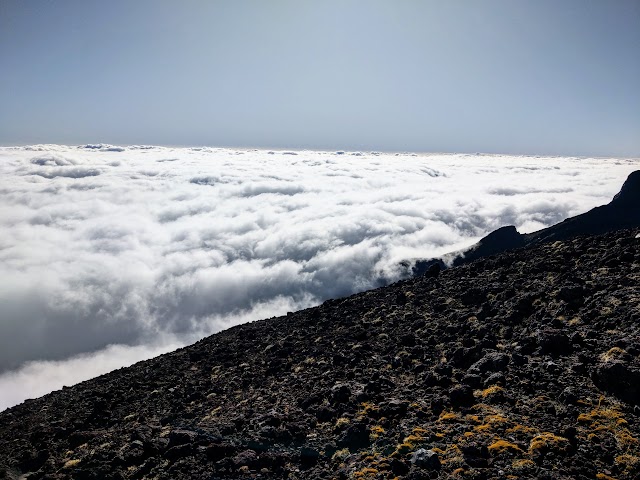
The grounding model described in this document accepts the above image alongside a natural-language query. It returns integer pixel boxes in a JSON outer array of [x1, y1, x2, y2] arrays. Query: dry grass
[[488, 439, 523, 455], [478, 385, 504, 398], [578, 403, 639, 449], [63, 459, 81, 469], [528, 432, 570, 454], [600, 347, 626, 362]]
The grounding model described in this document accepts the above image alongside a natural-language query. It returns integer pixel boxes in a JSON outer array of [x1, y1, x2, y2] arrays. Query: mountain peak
[[612, 170, 640, 205]]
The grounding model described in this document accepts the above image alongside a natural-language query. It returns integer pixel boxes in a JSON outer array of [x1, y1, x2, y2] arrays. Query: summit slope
[[1, 229, 639, 479]]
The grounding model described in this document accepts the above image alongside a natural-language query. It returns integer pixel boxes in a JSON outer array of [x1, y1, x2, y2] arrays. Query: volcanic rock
[[1, 228, 639, 479]]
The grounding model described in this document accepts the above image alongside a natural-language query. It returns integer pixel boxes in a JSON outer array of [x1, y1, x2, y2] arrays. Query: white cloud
[[0, 145, 637, 410]]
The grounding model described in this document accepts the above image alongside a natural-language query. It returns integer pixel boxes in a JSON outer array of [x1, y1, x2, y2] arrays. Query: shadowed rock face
[[525, 169, 640, 245], [613, 170, 640, 206], [0, 228, 639, 479], [412, 170, 640, 276]]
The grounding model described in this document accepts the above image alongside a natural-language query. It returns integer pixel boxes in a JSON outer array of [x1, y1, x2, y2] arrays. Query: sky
[[1, 0, 639, 156], [0, 144, 638, 410]]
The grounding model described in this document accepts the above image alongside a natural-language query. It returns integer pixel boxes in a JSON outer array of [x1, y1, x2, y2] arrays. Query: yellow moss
[[332, 448, 350, 461], [439, 411, 458, 422], [358, 402, 379, 417], [512, 458, 536, 469], [596, 474, 617, 480], [506, 424, 538, 435], [404, 434, 425, 445], [471, 403, 499, 413], [615, 454, 640, 472], [601, 347, 626, 362], [474, 424, 492, 433], [528, 432, 570, 454], [485, 413, 510, 425], [353, 467, 379, 478], [392, 430, 429, 456], [578, 404, 639, 449], [412, 427, 428, 435], [393, 442, 413, 456], [478, 385, 504, 398], [335, 417, 351, 428], [370, 425, 385, 440], [465, 414, 482, 424], [452, 467, 466, 476], [488, 439, 523, 455], [63, 459, 81, 468], [473, 412, 511, 434]]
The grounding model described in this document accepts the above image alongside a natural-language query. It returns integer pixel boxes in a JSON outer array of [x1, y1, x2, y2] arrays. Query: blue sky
[[1, 0, 639, 156]]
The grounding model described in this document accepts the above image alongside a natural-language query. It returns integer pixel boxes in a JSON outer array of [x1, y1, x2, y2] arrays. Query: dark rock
[[592, 360, 640, 405], [379, 399, 409, 418], [460, 443, 490, 468], [336, 422, 370, 451], [164, 443, 195, 460], [205, 443, 235, 462], [167, 429, 198, 448], [468, 352, 510, 375], [410, 448, 441, 470], [425, 263, 441, 278], [390, 457, 411, 475], [484, 372, 506, 387], [18, 449, 49, 473], [330, 383, 351, 404], [449, 384, 474, 407], [461, 373, 483, 388], [538, 329, 571, 356], [315, 405, 336, 422], [299, 447, 319, 467], [232, 449, 258, 468]]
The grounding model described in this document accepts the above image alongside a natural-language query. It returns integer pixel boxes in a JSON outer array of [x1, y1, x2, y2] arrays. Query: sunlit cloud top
[[0, 144, 638, 410]]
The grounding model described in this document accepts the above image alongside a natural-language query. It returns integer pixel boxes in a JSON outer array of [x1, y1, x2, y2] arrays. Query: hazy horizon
[[2, 142, 639, 160]]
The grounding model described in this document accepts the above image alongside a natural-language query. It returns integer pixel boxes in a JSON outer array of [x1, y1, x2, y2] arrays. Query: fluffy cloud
[[0, 145, 637, 411]]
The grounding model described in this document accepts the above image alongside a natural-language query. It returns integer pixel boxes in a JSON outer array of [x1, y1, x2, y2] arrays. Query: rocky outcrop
[[412, 170, 640, 276], [0, 229, 639, 479]]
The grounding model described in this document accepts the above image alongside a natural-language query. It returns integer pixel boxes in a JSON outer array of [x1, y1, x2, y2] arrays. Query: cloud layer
[[0, 145, 637, 410]]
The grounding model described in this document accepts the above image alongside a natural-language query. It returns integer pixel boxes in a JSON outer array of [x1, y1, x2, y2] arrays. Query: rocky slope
[[1, 229, 639, 480], [412, 170, 640, 275]]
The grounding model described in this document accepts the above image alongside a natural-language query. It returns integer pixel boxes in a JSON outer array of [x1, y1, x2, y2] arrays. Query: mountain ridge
[[411, 170, 640, 276]]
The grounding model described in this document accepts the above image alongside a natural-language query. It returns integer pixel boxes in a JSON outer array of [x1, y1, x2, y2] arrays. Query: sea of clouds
[[0, 144, 637, 410]]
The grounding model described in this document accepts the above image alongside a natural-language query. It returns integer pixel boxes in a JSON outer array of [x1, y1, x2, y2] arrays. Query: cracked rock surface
[[1, 229, 639, 479]]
